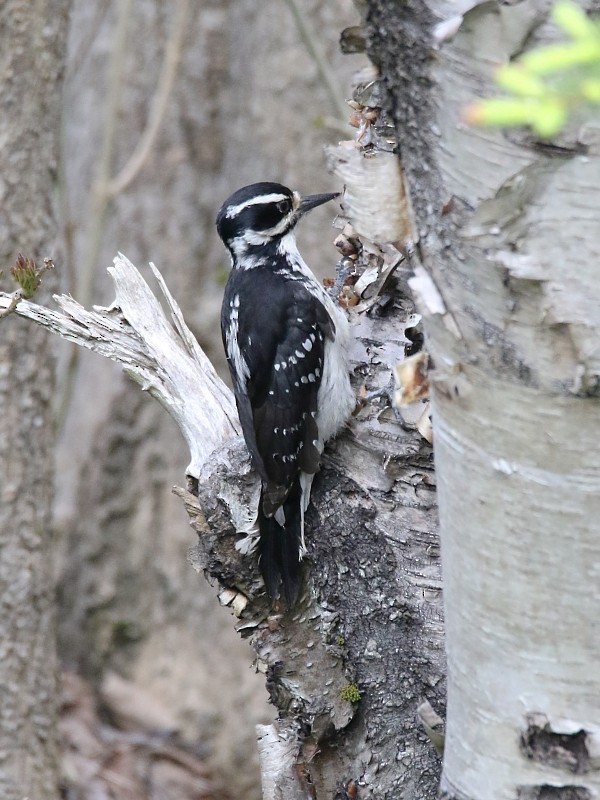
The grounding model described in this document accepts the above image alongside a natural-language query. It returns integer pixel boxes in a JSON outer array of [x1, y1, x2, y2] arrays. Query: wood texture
[[0, 2, 71, 798]]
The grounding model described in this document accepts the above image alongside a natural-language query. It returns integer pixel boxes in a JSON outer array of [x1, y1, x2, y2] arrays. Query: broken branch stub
[[0, 253, 239, 476]]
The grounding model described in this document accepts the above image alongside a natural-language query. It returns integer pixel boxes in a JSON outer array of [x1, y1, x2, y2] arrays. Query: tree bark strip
[[0, 2, 71, 798], [366, 0, 600, 796]]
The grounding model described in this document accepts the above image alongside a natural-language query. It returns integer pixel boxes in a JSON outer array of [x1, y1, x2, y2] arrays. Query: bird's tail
[[258, 478, 303, 606]]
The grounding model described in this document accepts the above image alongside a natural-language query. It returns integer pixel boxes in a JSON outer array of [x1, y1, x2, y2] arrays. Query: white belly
[[315, 306, 354, 444]]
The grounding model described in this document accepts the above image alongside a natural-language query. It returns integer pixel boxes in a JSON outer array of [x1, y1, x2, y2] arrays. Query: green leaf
[[531, 100, 568, 136], [581, 77, 600, 102], [469, 97, 537, 126], [11, 254, 41, 299], [552, 1, 597, 41], [465, 1, 600, 136], [496, 64, 546, 97], [522, 40, 600, 74]]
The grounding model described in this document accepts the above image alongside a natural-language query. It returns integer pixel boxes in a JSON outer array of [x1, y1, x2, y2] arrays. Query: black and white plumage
[[216, 182, 354, 605]]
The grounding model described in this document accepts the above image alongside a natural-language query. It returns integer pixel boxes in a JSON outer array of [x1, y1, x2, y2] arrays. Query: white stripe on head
[[225, 192, 289, 219]]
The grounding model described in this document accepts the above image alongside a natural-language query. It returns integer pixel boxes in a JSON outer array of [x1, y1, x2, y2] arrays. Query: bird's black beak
[[299, 191, 340, 216]]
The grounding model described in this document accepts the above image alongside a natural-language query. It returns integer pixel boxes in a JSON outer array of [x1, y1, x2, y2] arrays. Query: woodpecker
[[217, 182, 354, 605]]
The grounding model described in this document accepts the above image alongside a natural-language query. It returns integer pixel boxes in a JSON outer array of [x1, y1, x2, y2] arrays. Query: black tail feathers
[[258, 480, 303, 606]]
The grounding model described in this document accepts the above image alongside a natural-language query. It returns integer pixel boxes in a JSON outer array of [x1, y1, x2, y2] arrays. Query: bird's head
[[216, 182, 339, 262]]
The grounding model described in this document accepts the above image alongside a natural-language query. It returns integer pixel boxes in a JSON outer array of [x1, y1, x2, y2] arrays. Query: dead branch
[[0, 253, 237, 476], [0, 291, 21, 319]]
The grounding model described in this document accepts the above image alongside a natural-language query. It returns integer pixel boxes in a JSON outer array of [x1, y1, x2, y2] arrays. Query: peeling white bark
[[434, 366, 600, 799], [367, 0, 600, 797], [428, 6, 600, 794], [256, 724, 304, 800]]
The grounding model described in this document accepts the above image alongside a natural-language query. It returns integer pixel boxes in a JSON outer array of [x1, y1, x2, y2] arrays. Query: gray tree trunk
[[366, 0, 600, 797], [0, 1, 71, 798]]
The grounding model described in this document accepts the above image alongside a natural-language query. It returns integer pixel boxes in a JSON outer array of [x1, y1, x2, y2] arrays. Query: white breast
[[316, 308, 354, 444], [276, 231, 355, 444]]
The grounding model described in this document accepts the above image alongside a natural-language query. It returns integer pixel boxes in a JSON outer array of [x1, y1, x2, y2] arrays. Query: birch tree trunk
[[187, 278, 444, 799], [0, 2, 71, 798], [366, 0, 600, 797]]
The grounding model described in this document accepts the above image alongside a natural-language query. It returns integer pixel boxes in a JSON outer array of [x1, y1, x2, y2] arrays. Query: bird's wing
[[222, 270, 332, 510]]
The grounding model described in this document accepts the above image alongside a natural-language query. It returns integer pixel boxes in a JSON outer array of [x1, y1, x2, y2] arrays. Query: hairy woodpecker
[[217, 182, 354, 605]]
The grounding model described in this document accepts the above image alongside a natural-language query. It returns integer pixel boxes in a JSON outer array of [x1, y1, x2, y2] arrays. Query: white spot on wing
[[225, 298, 250, 388]]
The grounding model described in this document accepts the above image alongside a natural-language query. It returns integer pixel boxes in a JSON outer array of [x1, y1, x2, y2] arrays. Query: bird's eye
[[277, 199, 292, 215]]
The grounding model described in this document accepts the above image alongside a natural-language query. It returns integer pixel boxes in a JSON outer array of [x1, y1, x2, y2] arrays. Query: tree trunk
[[366, 0, 600, 797], [0, 2, 71, 798], [188, 271, 444, 799]]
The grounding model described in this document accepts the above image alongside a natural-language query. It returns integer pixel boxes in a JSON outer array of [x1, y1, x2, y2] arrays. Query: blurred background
[[52, 1, 366, 796]]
